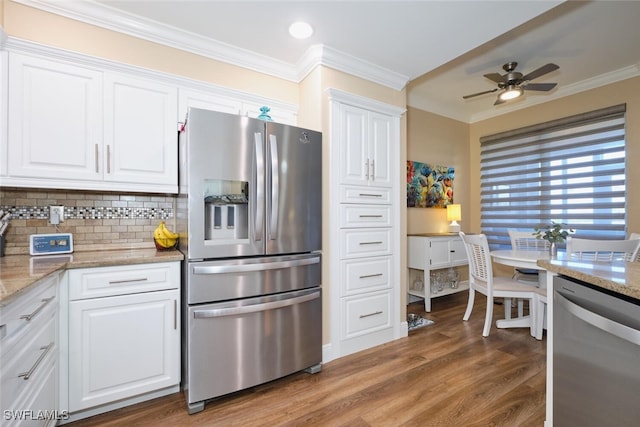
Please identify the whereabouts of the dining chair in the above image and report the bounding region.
[459,232,538,337]
[565,236,640,261]
[532,287,547,340]
[508,229,549,283]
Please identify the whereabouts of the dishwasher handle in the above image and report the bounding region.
[193,291,320,318]
[556,290,640,346]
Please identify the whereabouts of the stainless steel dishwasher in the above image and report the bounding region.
[553,275,640,426]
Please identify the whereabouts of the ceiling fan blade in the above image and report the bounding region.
[523,82,557,91]
[522,63,559,81]
[462,88,498,99]
[484,72,507,84]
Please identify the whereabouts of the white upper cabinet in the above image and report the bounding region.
[4,52,178,193]
[7,52,103,182]
[339,104,392,188]
[104,73,177,188]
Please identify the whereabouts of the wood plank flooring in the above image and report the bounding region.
[66,292,546,427]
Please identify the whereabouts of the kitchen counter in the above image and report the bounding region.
[538,257,640,300]
[0,248,184,306]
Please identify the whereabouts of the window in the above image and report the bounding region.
[480,104,626,249]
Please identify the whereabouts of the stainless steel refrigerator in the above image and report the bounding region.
[177,108,322,414]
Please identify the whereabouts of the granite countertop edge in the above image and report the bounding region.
[0,248,184,306]
[538,258,640,301]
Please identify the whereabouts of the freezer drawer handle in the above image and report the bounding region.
[359,310,383,319]
[556,290,640,346]
[18,342,54,380]
[192,256,319,275]
[193,291,320,318]
[20,297,55,321]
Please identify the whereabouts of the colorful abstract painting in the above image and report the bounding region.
[407,161,454,208]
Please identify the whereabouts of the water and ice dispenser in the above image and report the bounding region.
[204,180,248,242]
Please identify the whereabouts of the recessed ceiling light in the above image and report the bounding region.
[289,21,313,39]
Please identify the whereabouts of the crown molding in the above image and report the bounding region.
[13,0,408,90]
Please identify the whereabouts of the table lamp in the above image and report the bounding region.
[447,204,461,233]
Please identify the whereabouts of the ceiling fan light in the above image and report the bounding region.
[499,86,523,101]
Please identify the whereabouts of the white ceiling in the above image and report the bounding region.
[21,1,640,123]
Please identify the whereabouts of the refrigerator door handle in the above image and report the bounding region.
[254,132,264,241]
[192,255,320,275]
[193,291,320,318]
[269,134,279,240]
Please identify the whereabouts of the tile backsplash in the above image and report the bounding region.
[0,188,176,255]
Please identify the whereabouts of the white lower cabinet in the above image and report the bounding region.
[64,262,180,419]
[0,273,60,427]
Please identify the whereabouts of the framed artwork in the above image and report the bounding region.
[407,161,454,208]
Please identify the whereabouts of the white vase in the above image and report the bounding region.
[549,242,558,257]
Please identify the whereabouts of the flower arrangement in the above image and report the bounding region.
[533,222,573,243]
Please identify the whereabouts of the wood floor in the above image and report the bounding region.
[67,292,546,427]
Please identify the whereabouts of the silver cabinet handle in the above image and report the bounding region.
[107,145,111,174]
[254,132,264,241]
[358,193,383,198]
[370,159,375,181]
[359,215,383,218]
[108,278,148,285]
[359,273,383,279]
[359,241,383,245]
[174,299,177,330]
[18,342,54,380]
[193,256,320,275]
[20,297,55,321]
[365,159,370,180]
[360,311,383,319]
[194,291,320,318]
[269,134,279,240]
[95,143,99,173]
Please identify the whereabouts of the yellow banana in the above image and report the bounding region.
[160,222,179,239]
[154,221,177,248]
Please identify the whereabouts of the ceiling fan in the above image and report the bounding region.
[463,61,559,105]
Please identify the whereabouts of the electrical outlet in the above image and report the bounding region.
[50,206,64,225]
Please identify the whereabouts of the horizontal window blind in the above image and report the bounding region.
[480,104,627,249]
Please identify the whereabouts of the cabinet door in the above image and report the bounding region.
[368,112,392,188]
[68,289,180,412]
[104,73,177,190]
[7,53,102,181]
[429,239,452,267]
[339,104,369,186]
[178,88,242,121]
[450,238,468,264]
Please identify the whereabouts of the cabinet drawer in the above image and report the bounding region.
[0,273,58,351]
[342,291,391,339]
[68,262,180,300]
[340,185,391,204]
[339,205,391,228]
[341,257,391,296]
[1,313,56,412]
[341,229,391,259]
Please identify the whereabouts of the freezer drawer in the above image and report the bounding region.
[187,253,321,304]
[186,287,321,410]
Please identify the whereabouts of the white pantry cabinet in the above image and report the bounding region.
[4,52,178,193]
[339,104,393,188]
[0,273,60,427]
[65,262,180,417]
[329,88,404,360]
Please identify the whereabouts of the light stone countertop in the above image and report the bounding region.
[0,248,184,306]
[538,258,640,301]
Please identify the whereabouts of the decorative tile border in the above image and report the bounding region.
[0,206,173,220]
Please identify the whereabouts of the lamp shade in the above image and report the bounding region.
[447,204,461,222]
